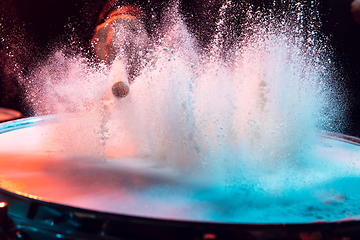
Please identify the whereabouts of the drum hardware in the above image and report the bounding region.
[40,207,81,228]
[0,202,8,224]
[0,190,86,240]
[0,189,207,240]
[0,202,25,240]
[3,186,360,240]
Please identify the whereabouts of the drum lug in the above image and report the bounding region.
[25,202,38,220]
[41,207,81,228]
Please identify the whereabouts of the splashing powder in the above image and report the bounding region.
[15,0,359,223]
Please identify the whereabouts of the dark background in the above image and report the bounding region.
[1,0,360,135]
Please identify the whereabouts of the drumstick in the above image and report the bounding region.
[109,58,130,98]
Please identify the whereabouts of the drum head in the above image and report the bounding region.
[1,116,360,225]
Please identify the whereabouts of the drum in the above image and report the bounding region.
[0,108,21,123]
[1,116,360,240]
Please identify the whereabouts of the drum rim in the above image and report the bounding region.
[2,186,360,240]
[1,116,360,230]
[0,114,55,134]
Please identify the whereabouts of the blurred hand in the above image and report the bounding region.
[92,5,148,98]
